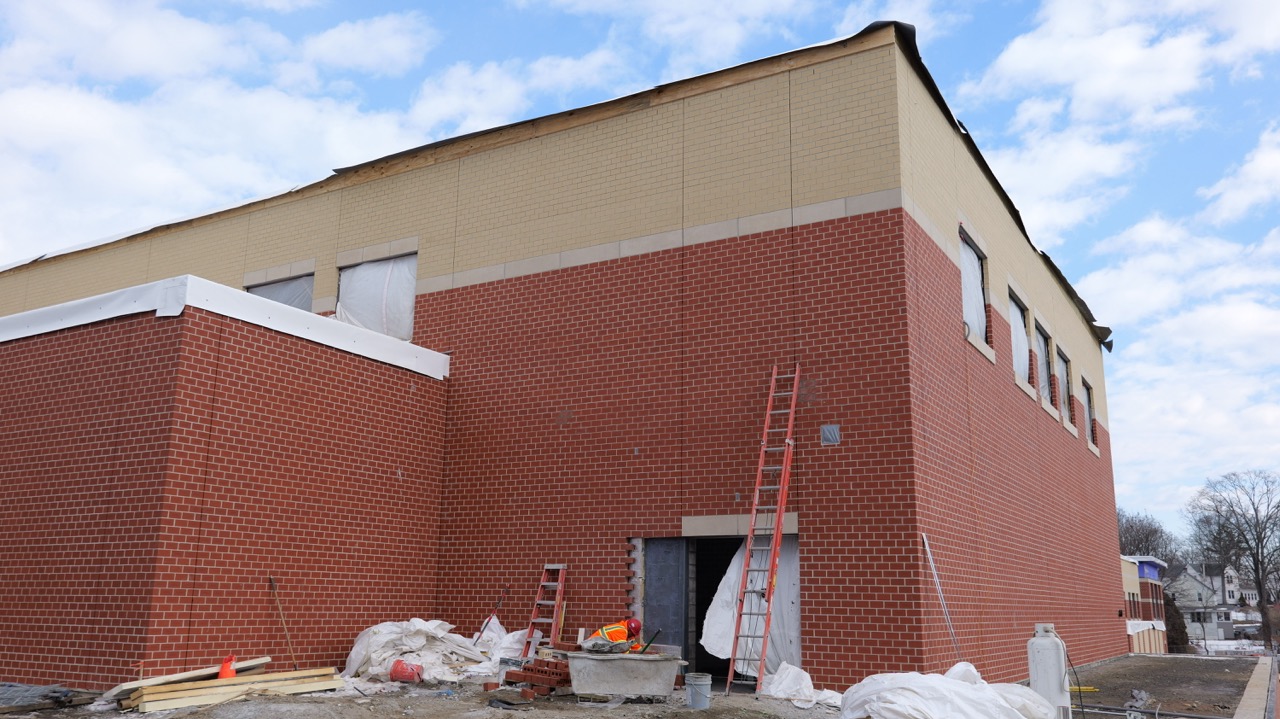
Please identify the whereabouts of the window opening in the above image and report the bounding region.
[1009,294,1030,385]
[247,274,314,311]
[336,254,417,340]
[1035,326,1051,403]
[1082,380,1097,445]
[959,230,988,344]
[1055,350,1071,417]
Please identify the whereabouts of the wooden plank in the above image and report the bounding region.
[131,667,335,699]
[102,656,272,701]
[135,678,343,712]
[124,674,337,709]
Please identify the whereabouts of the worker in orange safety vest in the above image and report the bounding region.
[582,618,644,653]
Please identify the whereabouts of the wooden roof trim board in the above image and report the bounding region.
[0,275,450,379]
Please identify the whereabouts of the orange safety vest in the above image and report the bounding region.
[590,622,631,643]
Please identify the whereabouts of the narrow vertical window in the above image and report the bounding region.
[959,231,987,344]
[1055,350,1071,417]
[1082,380,1097,445]
[1009,294,1030,385]
[1035,326,1051,403]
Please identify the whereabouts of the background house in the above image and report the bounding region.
[0,22,1123,690]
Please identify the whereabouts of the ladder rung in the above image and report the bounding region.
[755,505,777,511]
[764,447,787,452]
[770,409,790,414]
[536,600,556,606]
[767,427,788,432]
[746,568,770,573]
[532,618,554,623]
[749,546,770,551]
[541,582,559,587]
[739,611,768,616]
[773,391,793,397]
[759,485,780,490]
[736,633,766,639]
[544,564,567,570]
[763,465,782,471]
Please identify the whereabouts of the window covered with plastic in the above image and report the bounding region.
[247,275,313,311]
[959,235,986,343]
[1009,295,1030,384]
[336,255,417,340]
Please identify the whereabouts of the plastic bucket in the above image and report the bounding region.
[685,673,712,709]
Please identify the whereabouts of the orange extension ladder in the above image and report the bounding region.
[726,364,800,694]
[521,564,567,658]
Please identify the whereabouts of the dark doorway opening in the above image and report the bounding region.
[692,537,741,679]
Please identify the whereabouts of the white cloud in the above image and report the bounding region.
[982,124,1141,248]
[0,1,277,85]
[302,12,437,77]
[518,0,813,80]
[231,0,322,11]
[1083,217,1280,524]
[835,0,969,46]
[1199,122,1280,225]
[959,0,1213,129]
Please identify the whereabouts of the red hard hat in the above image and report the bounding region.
[625,618,642,637]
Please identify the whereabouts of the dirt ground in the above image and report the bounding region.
[1067,654,1259,717]
[18,654,1263,719]
[30,679,835,719]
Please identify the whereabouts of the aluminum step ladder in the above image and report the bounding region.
[726,364,800,694]
[521,564,567,658]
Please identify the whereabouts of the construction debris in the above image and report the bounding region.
[101,656,272,702]
[0,684,95,714]
[117,667,342,713]
[503,658,572,695]
[342,618,490,683]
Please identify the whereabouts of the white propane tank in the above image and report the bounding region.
[1027,623,1071,718]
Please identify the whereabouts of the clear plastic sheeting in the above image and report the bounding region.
[700,536,800,677]
[1126,620,1167,635]
[248,275,314,311]
[761,663,843,709]
[341,618,488,683]
[336,255,417,340]
[841,662,1054,719]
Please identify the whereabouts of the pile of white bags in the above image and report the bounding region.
[841,662,1054,719]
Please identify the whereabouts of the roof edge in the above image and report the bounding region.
[0,275,450,379]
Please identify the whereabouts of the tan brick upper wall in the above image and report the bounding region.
[0,29,900,314]
[895,49,1109,425]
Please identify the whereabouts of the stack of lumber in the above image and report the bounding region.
[106,662,343,713]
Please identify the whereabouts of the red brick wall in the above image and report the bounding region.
[418,210,915,687]
[0,309,447,689]
[417,208,1123,689]
[901,212,1127,680]
[0,315,183,688]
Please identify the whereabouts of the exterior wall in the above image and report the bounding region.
[0,308,447,689]
[0,24,1124,691]
[419,210,922,689]
[0,32,901,321]
[894,49,1109,434]
[901,211,1126,679]
[0,314,183,689]
[1131,628,1166,653]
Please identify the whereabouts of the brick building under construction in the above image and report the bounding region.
[0,22,1126,690]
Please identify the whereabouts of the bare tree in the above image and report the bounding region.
[1117,508,1181,561]
[1185,470,1280,648]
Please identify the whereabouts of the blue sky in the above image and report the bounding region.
[1,0,1277,536]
